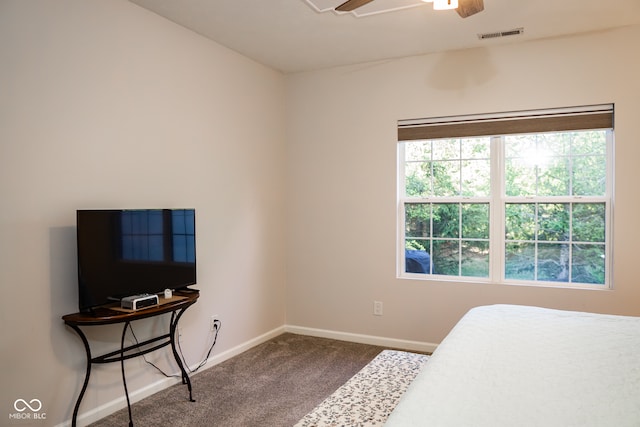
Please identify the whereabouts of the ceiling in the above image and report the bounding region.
[129,0,640,73]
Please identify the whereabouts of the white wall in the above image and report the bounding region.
[285,25,640,345]
[0,1,286,425]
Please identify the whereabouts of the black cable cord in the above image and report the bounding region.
[178,319,221,374]
[126,319,222,377]
[127,323,179,378]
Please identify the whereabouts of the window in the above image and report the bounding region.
[398,105,613,288]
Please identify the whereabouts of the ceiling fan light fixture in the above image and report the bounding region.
[433,0,458,10]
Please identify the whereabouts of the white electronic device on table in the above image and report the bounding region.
[120,294,159,310]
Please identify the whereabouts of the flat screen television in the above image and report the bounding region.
[76,209,196,313]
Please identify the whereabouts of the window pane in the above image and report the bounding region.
[406,238,430,252]
[572,130,606,156]
[572,244,605,285]
[405,140,432,161]
[538,203,569,242]
[405,204,430,238]
[537,243,569,282]
[461,241,489,277]
[432,204,459,238]
[573,203,605,242]
[538,157,570,196]
[461,159,490,197]
[505,157,536,196]
[462,203,489,239]
[505,204,535,241]
[433,240,459,275]
[505,135,536,158]
[405,246,433,274]
[432,139,459,160]
[432,161,460,196]
[405,162,431,197]
[460,137,490,158]
[538,132,570,156]
[573,155,606,196]
[461,138,491,197]
[505,242,535,280]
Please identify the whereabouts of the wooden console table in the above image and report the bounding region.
[62,289,199,427]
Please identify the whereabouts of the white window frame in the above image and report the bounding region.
[397,105,614,290]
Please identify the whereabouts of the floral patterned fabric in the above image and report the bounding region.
[294,350,429,427]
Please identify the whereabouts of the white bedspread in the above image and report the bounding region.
[385,304,640,427]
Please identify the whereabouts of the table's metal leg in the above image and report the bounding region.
[67,324,92,427]
[170,309,195,402]
[121,321,134,427]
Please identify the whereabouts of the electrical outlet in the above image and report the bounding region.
[373,301,383,316]
[210,316,219,332]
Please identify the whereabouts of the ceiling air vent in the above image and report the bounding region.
[478,27,524,40]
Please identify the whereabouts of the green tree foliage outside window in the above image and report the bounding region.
[401,130,610,287]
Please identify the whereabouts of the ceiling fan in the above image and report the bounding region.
[335,0,484,18]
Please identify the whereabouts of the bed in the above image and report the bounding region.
[385,304,640,427]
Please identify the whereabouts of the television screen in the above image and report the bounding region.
[76,209,196,312]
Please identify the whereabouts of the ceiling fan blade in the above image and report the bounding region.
[335,0,376,12]
[456,0,484,18]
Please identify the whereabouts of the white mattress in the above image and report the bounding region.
[385,304,640,427]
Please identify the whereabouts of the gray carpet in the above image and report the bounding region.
[89,333,387,427]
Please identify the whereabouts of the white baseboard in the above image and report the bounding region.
[56,324,433,427]
[285,325,439,354]
[202,325,287,367]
